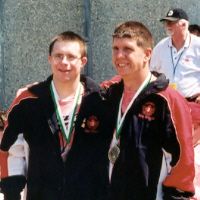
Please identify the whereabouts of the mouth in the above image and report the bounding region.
[118,63,126,68]
[117,62,129,68]
[115,63,131,75]
[59,69,70,73]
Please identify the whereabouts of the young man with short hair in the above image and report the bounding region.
[105,21,195,200]
[0,31,114,200]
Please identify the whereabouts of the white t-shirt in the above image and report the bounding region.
[150,33,200,98]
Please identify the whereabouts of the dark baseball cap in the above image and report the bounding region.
[160,8,189,22]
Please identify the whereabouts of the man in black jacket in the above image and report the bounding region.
[0,31,114,200]
[105,21,195,200]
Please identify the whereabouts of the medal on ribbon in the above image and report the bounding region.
[108,144,120,164]
[108,73,152,165]
[50,81,82,144]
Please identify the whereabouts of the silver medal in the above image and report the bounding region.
[108,145,120,164]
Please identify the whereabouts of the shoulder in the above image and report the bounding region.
[159,86,182,101]
[7,83,39,114]
[16,82,39,97]
[13,79,49,108]
[6,79,51,117]
[154,37,169,49]
[81,75,102,97]
[159,87,190,109]
[105,81,123,103]
[152,37,170,60]
[191,33,200,42]
[190,34,200,47]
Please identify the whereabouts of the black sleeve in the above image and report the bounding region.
[0,102,25,151]
[0,175,26,200]
[161,103,180,166]
[163,186,194,200]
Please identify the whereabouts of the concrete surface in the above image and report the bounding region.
[0,1,200,108]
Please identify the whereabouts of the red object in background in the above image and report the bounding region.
[188,102,200,146]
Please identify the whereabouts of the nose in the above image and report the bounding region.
[62,56,69,64]
[114,49,125,59]
[61,56,71,70]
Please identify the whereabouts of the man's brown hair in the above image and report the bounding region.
[49,31,87,57]
[113,21,154,49]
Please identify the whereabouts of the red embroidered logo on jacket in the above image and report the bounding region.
[138,101,155,121]
[81,115,100,133]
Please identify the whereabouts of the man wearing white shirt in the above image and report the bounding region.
[150,8,200,100]
[150,8,200,199]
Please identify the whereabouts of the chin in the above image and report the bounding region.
[61,74,71,81]
[117,70,130,77]
[166,30,174,36]
[58,77,71,83]
[63,78,72,82]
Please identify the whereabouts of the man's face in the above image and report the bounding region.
[112,37,150,79]
[163,20,179,36]
[48,40,87,84]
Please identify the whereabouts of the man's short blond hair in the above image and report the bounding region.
[113,21,154,49]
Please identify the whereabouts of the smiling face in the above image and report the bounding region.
[112,21,153,82]
[48,40,87,85]
[112,37,151,80]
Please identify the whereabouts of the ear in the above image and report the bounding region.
[179,20,187,28]
[144,48,152,62]
[81,56,87,67]
[48,55,52,65]
[182,21,186,27]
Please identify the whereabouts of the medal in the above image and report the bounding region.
[108,73,152,181]
[108,145,120,164]
[108,73,151,165]
[50,81,82,143]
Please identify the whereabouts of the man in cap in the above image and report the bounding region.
[150,8,200,200]
[150,8,200,104]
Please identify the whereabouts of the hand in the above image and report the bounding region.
[162,186,194,200]
[0,175,26,200]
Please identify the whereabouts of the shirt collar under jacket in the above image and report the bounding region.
[168,32,191,49]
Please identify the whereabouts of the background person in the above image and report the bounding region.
[150,8,200,102]
[150,8,200,200]
[188,24,200,37]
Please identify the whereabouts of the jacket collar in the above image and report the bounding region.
[28,74,101,97]
[27,75,101,136]
[111,72,169,99]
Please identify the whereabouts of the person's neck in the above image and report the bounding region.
[53,77,80,99]
[172,31,189,51]
[123,70,150,92]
